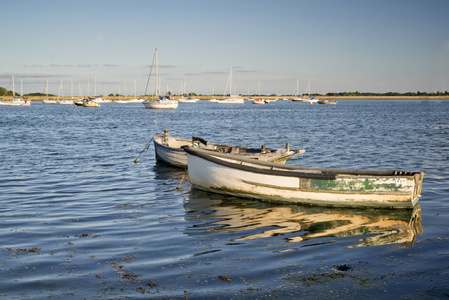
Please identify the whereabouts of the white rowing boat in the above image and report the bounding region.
[153,130,305,168]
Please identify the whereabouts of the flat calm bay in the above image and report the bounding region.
[1,100,448,299]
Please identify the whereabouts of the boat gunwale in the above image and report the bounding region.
[153,134,305,155]
[183,146,422,179]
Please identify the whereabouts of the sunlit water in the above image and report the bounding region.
[0,100,448,299]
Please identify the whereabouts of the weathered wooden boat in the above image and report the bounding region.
[153,130,305,168]
[184,147,424,209]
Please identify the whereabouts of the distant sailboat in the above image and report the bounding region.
[209,86,218,102]
[128,80,144,103]
[57,79,74,105]
[218,67,244,104]
[252,81,267,104]
[42,78,57,104]
[177,77,198,103]
[143,49,178,109]
[0,76,30,106]
[292,79,309,102]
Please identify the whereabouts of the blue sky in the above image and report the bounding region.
[1,0,448,96]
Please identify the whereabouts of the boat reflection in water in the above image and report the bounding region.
[184,190,422,248]
[152,161,187,181]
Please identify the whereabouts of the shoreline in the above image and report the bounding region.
[4,95,449,102]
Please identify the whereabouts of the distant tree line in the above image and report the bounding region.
[26,92,57,97]
[0,86,18,97]
[0,87,57,97]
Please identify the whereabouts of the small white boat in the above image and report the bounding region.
[0,97,30,106]
[127,98,145,103]
[153,130,305,168]
[292,97,310,102]
[42,98,57,104]
[143,96,178,109]
[252,98,267,104]
[94,97,112,103]
[217,97,245,104]
[58,99,74,105]
[184,147,424,209]
[318,99,338,105]
[178,97,198,103]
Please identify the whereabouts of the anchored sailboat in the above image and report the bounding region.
[143,49,178,109]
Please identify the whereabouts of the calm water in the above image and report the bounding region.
[0,100,448,299]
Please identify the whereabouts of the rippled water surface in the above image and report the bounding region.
[1,100,448,299]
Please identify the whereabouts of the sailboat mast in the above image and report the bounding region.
[155,48,158,97]
[296,79,299,97]
[12,75,15,98]
[230,66,232,95]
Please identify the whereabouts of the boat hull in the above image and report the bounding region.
[153,133,305,168]
[143,100,178,109]
[0,101,30,106]
[185,147,424,209]
[217,98,245,104]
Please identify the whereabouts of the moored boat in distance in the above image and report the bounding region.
[252,98,267,104]
[218,67,245,104]
[143,48,178,109]
[144,96,178,109]
[153,130,305,168]
[178,97,199,103]
[58,99,74,105]
[42,98,57,104]
[83,98,100,107]
[184,147,424,209]
[217,97,245,104]
[0,76,31,106]
[318,99,338,105]
[42,78,57,103]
